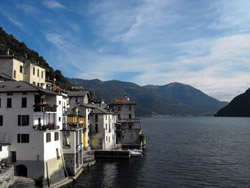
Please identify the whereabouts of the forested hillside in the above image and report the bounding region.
[214,88,250,117]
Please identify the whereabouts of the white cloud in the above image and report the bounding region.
[43,1,65,9]
[0,9,24,30]
[42,0,250,101]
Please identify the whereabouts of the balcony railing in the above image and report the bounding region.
[33,103,57,112]
[33,124,60,131]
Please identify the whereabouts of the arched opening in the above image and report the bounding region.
[16,164,28,177]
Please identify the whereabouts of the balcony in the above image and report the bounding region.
[33,103,57,112]
[63,123,84,130]
[33,123,59,131]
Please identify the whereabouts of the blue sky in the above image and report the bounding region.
[1,0,250,101]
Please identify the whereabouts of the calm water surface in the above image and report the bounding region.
[67,117,250,188]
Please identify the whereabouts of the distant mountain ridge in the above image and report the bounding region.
[68,78,228,117]
[215,88,250,117]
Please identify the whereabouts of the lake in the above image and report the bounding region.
[66,117,250,188]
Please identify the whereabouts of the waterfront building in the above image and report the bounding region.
[88,105,117,150]
[0,81,67,184]
[62,106,84,176]
[68,91,92,150]
[109,95,142,149]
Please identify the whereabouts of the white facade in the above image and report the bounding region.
[89,110,116,150]
[0,82,66,182]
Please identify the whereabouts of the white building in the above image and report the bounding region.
[88,105,116,150]
[0,81,67,185]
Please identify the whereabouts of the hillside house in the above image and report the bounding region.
[0,55,46,88]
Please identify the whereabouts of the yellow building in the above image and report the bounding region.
[0,55,24,81]
[0,55,46,87]
[23,62,46,88]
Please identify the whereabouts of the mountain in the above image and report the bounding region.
[0,27,71,89]
[214,88,250,117]
[68,78,228,117]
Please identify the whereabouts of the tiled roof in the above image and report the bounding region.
[0,81,59,95]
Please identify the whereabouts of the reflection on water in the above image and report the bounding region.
[102,162,117,187]
[66,117,250,188]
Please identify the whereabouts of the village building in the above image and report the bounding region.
[109,95,142,149]
[88,105,117,150]
[0,81,67,185]
[0,55,46,88]
[61,106,84,176]
[0,55,24,82]
[68,91,92,150]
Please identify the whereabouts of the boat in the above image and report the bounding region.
[128,149,143,157]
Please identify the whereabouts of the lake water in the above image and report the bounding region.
[66,117,250,188]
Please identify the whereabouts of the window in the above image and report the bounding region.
[95,115,98,122]
[129,106,132,111]
[95,124,98,133]
[129,114,132,119]
[7,98,12,108]
[37,83,39,87]
[0,115,3,126]
[0,146,2,151]
[21,98,27,108]
[54,132,59,141]
[17,134,29,143]
[33,67,35,75]
[0,98,1,108]
[37,69,39,77]
[46,133,51,142]
[41,71,43,78]
[106,123,107,130]
[18,115,29,126]
[59,101,61,105]
[20,65,23,73]
[33,82,36,85]
[13,70,16,79]
[59,117,61,122]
